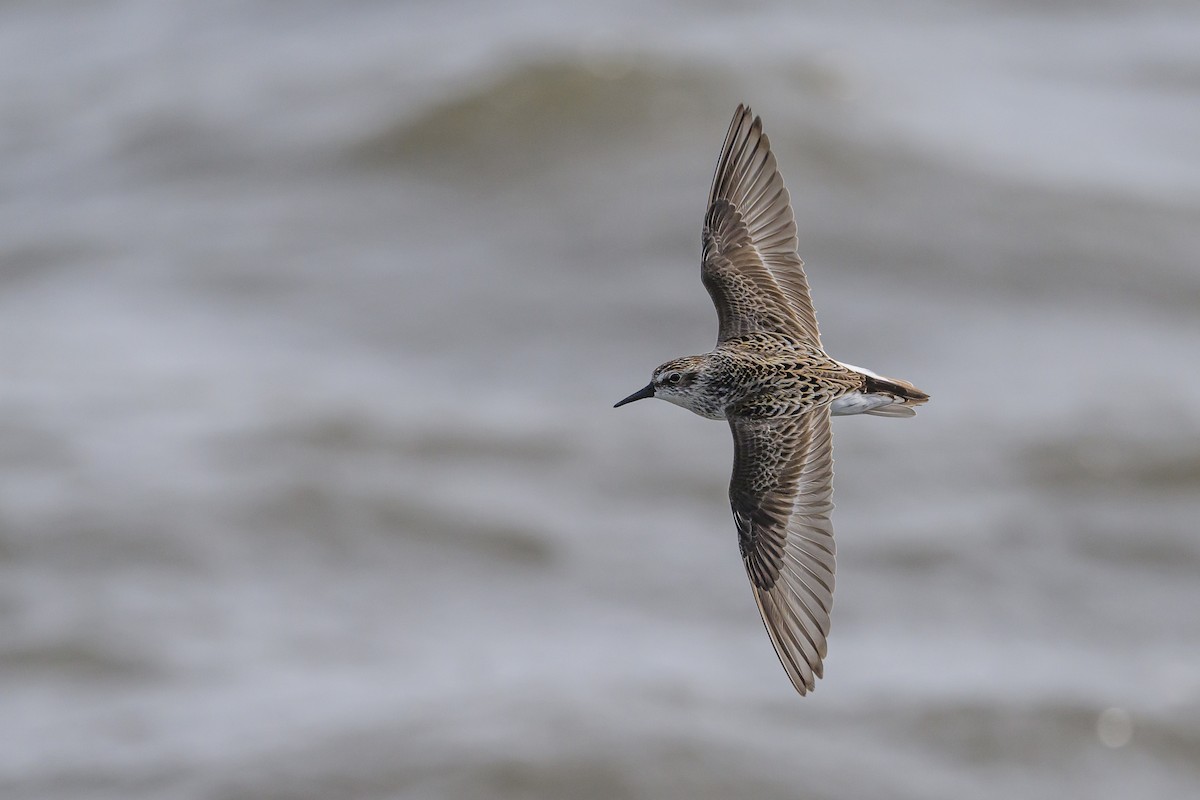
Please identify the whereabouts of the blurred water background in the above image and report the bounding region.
[3,1,1200,798]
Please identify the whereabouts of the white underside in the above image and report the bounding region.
[830,392,915,417]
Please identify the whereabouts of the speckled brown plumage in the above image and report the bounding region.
[614,104,929,696]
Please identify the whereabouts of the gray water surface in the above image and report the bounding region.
[3,2,1199,798]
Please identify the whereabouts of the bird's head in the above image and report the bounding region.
[614,355,720,417]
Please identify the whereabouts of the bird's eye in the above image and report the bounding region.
[666,372,683,385]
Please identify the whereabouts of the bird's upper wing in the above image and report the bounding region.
[729,408,836,695]
[702,104,822,346]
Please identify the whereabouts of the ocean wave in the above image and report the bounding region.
[345,55,730,176]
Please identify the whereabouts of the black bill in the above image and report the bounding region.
[613,382,655,408]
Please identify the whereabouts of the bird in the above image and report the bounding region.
[614,104,929,696]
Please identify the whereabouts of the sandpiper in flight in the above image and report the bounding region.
[615,105,929,696]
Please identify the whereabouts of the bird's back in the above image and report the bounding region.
[714,337,860,420]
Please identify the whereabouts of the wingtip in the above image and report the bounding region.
[732,102,755,126]
[791,673,816,697]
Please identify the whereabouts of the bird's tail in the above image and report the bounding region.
[832,363,929,418]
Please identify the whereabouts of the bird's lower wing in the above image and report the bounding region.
[729,409,836,695]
